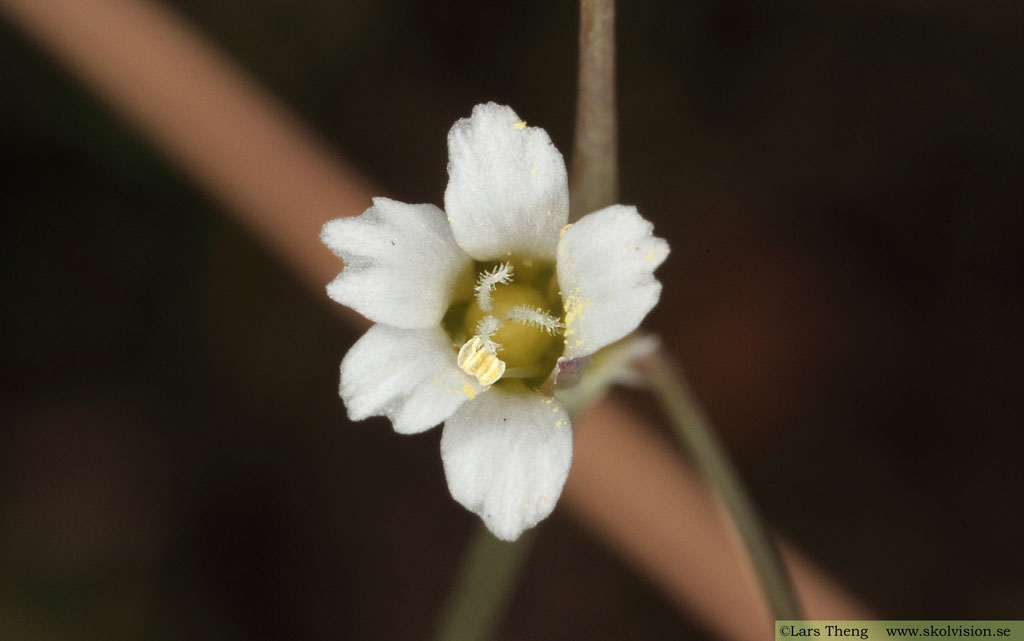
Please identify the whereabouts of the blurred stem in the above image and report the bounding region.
[570,0,618,220]
[433,525,535,641]
[641,349,804,621]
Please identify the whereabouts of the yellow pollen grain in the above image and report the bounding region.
[562,288,584,336]
[545,210,551,216]
[462,383,476,400]
[513,121,527,130]
[555,420,564,427]
[434,374,468,397]
[530,168,537,175]
[644,248,656,260]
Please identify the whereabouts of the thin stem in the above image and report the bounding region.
[433,526,534,641]
[569,0,618,220]
[641,349,804,621]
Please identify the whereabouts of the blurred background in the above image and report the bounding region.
[1,0,1022,638]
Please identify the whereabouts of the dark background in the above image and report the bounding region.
[2,0,1022,638]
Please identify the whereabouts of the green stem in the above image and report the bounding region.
[641,349,804,621]
[433,526,535,641]
[569,0,618,220]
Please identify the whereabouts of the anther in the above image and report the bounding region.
[457,336,506,386]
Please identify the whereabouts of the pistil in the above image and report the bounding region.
[457,261,565,384]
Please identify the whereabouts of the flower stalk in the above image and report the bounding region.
[639,349,804,621]
[570,0,618,220]
[433,528,535,641]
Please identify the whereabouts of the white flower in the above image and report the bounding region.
[321,103,668,540]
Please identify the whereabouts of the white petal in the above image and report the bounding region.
[322,198,471,328]
[444,103,569,261]
[440,386,573,541]
[340,324,484,434]
[557,205,669,359]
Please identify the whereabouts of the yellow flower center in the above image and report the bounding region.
[446,258,564,386]
[464,283,556,369]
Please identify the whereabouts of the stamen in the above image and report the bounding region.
[505,305,565,335]
[475,315,503,353]
[457,336,506,386]
[474,262,514,313]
